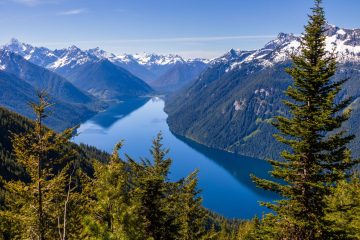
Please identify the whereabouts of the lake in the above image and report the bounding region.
[73,97,278,219]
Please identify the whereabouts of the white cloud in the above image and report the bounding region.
[58,8,87,16]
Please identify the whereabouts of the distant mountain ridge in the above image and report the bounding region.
[218,24,360,71]
[0,48,104,130]
[0,38,207,130]
[0,69,96,131]
[64,59,153,101]
[165,24,360,160]
[0,49,96,106]
[2,39,209,92]
[2,40,154,101]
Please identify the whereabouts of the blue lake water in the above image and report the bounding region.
[73,97,277,219]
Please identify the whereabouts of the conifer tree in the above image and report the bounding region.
[134,133,181,239]
[324,174,360,239]
[177,169,208,240]
[83,133,209,240]
[252,0,359,239]
[235,217,260,240]
[81,141,147,240]
[0,91,81,239]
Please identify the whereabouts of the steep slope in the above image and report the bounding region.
[0,50,98,107]
[0,70,95,131]
[0,106,109,181]
[166,24,360,160]
[148,60,208,92]
[132,53,187,76]
[130,53,209,91]
[48,45,99,76]
[64,59,153,101]
[89,49,209,91]
[87,48,157,83]
[2,38,59,67]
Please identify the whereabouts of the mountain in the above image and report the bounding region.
[2,42,153,101]
[147,59,208,92]
[0,70,95,131]
[132,53,187,78]
[0,105,110,181]
[64,59,153,101]
[165,24,360,160]
[0,49,100,106]
[75,49,208,92]
[2,38,59,67]
[2,40,209,92]
[47,45,99,76]
[2,39,98,76]
[87,48,157,83]
[129,53,209,92]
[0,49,106,130]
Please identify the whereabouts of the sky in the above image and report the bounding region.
[0,0,359,59]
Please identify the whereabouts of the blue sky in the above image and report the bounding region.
[0,0,359,58]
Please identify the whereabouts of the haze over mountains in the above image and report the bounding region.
[166,24,360,159]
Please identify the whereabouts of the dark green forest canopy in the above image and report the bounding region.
[0,106,109,181]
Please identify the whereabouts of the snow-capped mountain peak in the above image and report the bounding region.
[2,39,59,66]
[48,46,98,71]
[221,48,245,61]
[112,53,137,64]
[1,38,210,72]
[132,53,185,66]
[87,47,116,60]
[68,45,81,51]
[3,38,36,58]
[210,48,255,66]
[263,32,299,50]
[226,24,360,71]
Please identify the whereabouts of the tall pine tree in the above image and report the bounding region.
[252,1,359,239]
[81,141,147,240]
[82,133,209,240]
[0,92,81,239]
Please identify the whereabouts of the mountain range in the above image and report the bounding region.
[0,49,105,130]
[0,39,209,130]
[4,24,359,160]
[3,39,208,93]
[165,24,360,160]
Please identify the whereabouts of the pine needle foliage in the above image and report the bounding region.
[83,133,209,240]
[252,1,359,239]
[0,92,83,240]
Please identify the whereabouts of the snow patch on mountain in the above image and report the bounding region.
[225,24,360,72]
[48,45,98,70]
[113,54,136,64]
[87,47,116,60]
[1,39,209,73]
[132,53,185,66]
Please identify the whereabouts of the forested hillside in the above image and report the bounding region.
[0,106,109,181]
[166,25,360,160]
